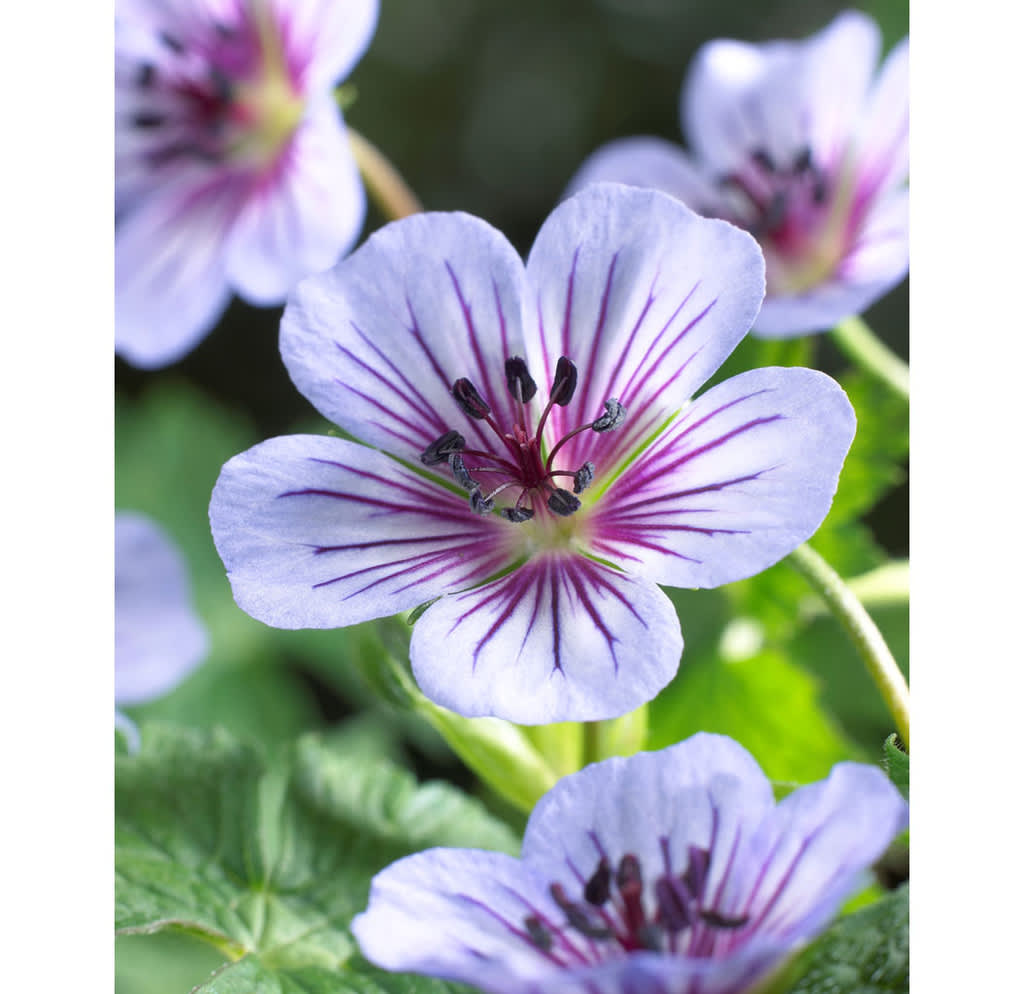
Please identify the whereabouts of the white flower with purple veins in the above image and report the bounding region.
[115,0,379,368]
[210,184,855,724]
[568,11,908,338]
[115,512,208,707]
[352,733,909,994]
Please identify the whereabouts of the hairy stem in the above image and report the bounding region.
[348,127,423,221]
[788,543,910,749]
[831,315,909,399]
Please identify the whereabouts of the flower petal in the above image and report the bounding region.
[281,211,531,464]
[225,99,366,305]
[410,555,682,723]
[279,0,380,91]
[522,184,764,477]
[115,512,208,705]
[115,170,237,368]
[564,137,723,210]
[853,37,909,199]
[523,734,774,894]
[209,434,514,629]
[752,187,908,338]
[719,763,907,943]
[352,848,563,993]
[588,367,854,587]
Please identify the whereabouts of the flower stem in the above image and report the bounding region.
[787,543,910,749]
[348,127,423,221]
[831,315,909,399]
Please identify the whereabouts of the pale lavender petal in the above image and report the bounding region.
[682,36,804,174]
[115,512,208,705]
[717,764,907,945]
[281,211,531,464]
[564,137,723,211]
[225,99,365,305]
[410,555,682,724]
[278,0,380,91]
[523,735,774,898]
[522,184,764,478]
[589,367,854,587]
[115,171,237,368]
[352,848,560,992]
[852,38,910,201]
[209,434,515,629]
[800,11,882,171]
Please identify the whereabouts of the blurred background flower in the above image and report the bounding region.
[115,0,379,368]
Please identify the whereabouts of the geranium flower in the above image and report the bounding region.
[115,0,379,368]
[567,11,908,338]
[115,512,208,707]
[209,184,855,723]
[352,733,909,994]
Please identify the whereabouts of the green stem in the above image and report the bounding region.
[831,315,909,399]
[348,127,423,221]
[788,543,910,749]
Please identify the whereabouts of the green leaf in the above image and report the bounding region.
[648,590,859,782]
[787,886,909,994]
[882,734,910,801]
[116,723,518,991]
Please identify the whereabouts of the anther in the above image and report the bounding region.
[549,357,579,407]
[504,357,537,404]
[136,62,156,88]
[550,884,612,940]
[210,67,234,105]
[654,876,692,933]
[547,489,581,517]
[572,462,595,495]
[592,399,626,433]
[751,147,777,174]
[636,923,664,952]
[452,378,491,419]
[132,112,167,130]
[682,845,710,902]
[523,915,553,951]
[469,488,494,515]
[158,30,185,54]
[791,146,813,174]
[420,430,466,466]
[449,453,478,491]
[500,506,534,523]
[583,858,612,906]
[698,909,750,930]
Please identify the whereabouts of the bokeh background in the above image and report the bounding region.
[115,3,909,989]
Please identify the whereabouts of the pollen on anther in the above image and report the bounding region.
[592,399,626,433]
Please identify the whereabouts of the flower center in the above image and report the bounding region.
[522,844,748,964]
[420,356,626,523]
[717,146,847,294]
[128,4,304,173]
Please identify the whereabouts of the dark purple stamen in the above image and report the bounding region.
[699,909,750,929]
[682,845,710,900]
[572,462,595,495]
[751,147,777,174]
[584,858,612,905]
[550,356,579,407]
[524,915,553,951]
[136,62,156,88]
[469,488,494,514]
[421,430,466,466]
[452,378,491,419]
[449,453,477,491]
[505,356,538,404]
[655,875,692,933]
[437,356,625,519]
[133,111,167,130]
[547,489,581,517]
[158,30,185,54]
[791,146,813,174]
[592,399,626,433]
[550,883,613,939]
